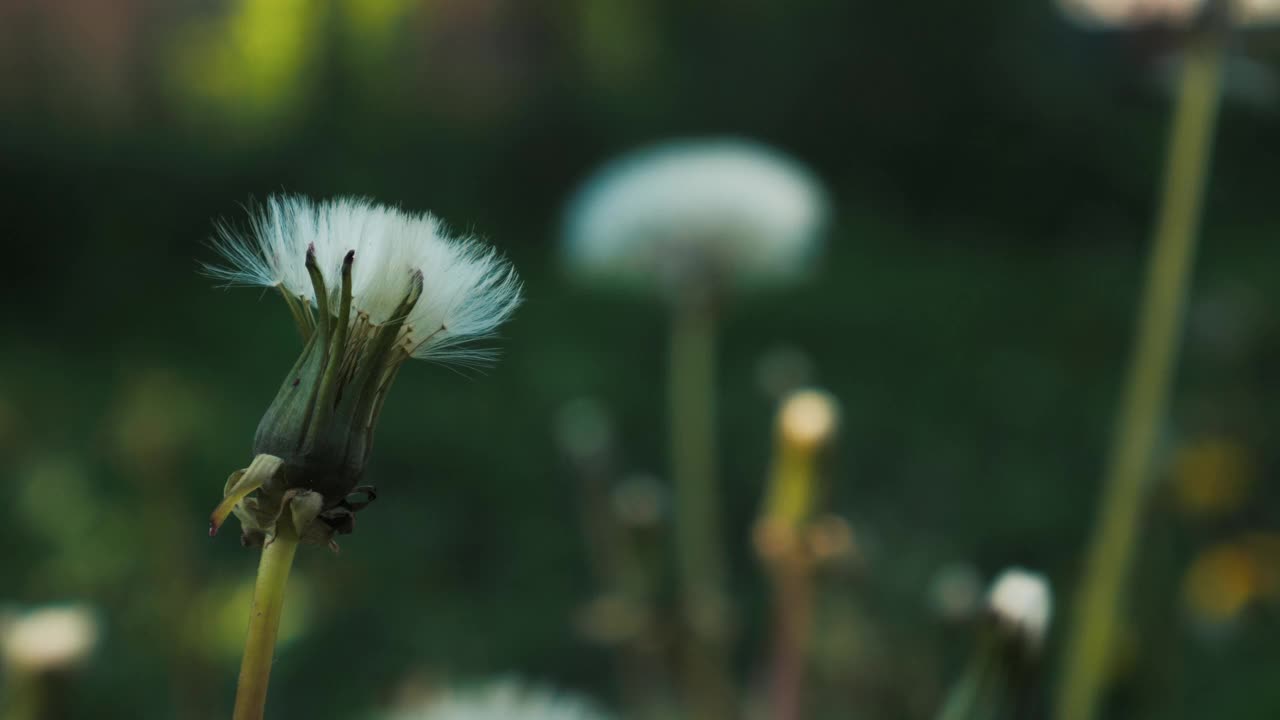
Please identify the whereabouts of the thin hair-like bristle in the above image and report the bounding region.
[205,195,523,367]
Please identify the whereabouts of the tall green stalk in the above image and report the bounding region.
[1,672,41,720]
[233,517,301,720]
[1054,36,1224,720]
[936,638,1002,720]
[669,293,734,720]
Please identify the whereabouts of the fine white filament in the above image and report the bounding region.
[207,196,523,365]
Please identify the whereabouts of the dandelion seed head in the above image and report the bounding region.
[563,139,828,295]
[987,568,1053,649]
[207,195,522,364]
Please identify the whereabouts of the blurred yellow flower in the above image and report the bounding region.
[1170,436,1254,518]
[1237,533,1280,599]
[1183,543,1258,622]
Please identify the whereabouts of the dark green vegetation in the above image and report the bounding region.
[3,1,1280,718]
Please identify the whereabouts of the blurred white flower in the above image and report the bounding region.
[1057,0,1280,28]
[563,139,828,295]
[1,604,99,673]
[385,681,611,720]
[987,568,1053,649]
[208,195,522,365]
[778,388,840,450]
[1240,0,1280,23]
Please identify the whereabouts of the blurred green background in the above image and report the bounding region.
[4,1,1280,718]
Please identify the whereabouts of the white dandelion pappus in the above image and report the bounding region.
[563,139,828,293]
[207,195,522,365]
[203,195,523,548]
[385,681,612,720]
[987,568,1053,649]
[2,604,99,673]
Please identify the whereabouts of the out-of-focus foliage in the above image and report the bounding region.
[4,1,1280,718]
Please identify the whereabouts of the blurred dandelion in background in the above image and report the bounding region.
[987,569,1054,652]
[380,680,613,720]
[2,605,99,674]
[1057,0,1280,27]
[935,569,1053,720]
[1,604,99,720]
[564,138,828,720]
[755,388,842,720]
[564,139,827,295]
[1051,0,1235,716]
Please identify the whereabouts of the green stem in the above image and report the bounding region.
[1,670,42,720]
[669,294,734,720]
[1054,36,1224,720]
[936,637,1002,720]
[233,518,300,720]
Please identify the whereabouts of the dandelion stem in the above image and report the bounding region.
[1053,35,1223,720]
[669,292,734,720]
[232,516,300,720]
[936,636,1002,720]
[768,555,813,720]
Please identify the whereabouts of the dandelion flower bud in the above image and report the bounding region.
[761,389,841,535]
[2,605,98,674]
[384,681,612,720]
[205,196,522,547]
[987,568,1053,651]
[778,389,840,452]
[563,139,828,298]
